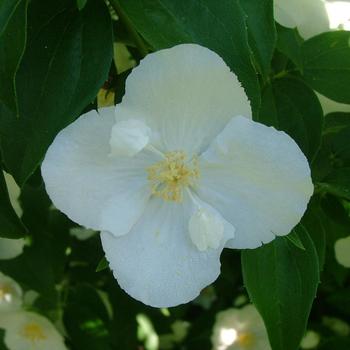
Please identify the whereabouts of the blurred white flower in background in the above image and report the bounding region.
[334,235,350,268]
[300,330,320,349]
[234,294,249,308]
[42,44,313,307]
[193,285,217,309]
[316,93,350,115]
[325,1,350,30]
[211,304,270,350]
[323,316,350,336]
[274,0,330,39]
[0,272,22,313]
[3,171,22,218]
[69,227,97,241]
[137,313,159,350]
[0,311,67,350]
[159,320,190,349]
[274,0,350,115]
[0,172,26,260]
[0,238,25,260]
[274,0,350,39]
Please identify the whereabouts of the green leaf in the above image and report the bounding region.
[240,0,276,77]
[326,287,350,316]
[320,168,350,200]
[116,0,261,113]
[96,256,109,272]
[302,31,350,104]
[258,77,323,161]
[0,180,70,300]
[302,201,327,271]
[285,229,305,250]
[320,196,350,286]
[242,226,319,350]
[0,0,28,113]
[0,169,26,238]
[64,284,112,350]
[312,125,350,181]
[0,0,113,185]
[276,23,303,70]
[0,0,20,33]
[324,112,350,135]
[319,338,350,350]
[77,0,88,11]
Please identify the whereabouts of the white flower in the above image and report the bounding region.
[325,1,350,31]
[274,0,330,39]
[317,92,350,115]
[274,0,350,39]
[274,1,350,114]
[3,171,22,218]
[0,311,67,350]
[159,320,190,349]
[334,235,350,268]
[0,238,25,260]
[0,272,22,312]
[193,286,217,309]
[211,304,270,350]
[42,44,313,307]
[1,172,26,260]
[323,316,350,336]
[69,227,97,241]
[300,330,320,349]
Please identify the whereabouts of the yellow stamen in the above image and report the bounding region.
[0,284,12,300]
[238,332,255,347]
[21,323,46,342]
[147,151,199,202]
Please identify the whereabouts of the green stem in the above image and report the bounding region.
[272,68,298,80]
[109,0,149,58]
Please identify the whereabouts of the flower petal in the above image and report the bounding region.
[274,0,329,39]
[317,92,350,115]
[0,237,25,260]
[0,311,67,350]
[0,272,23,312]
[120,44,251,155]
[101,195,233,307]
[197,116,313,249]
[334,235,350,268]
[41,107,154,237]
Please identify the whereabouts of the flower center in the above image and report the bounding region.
[0,284,13,303]
[147,151,199,202]
[238,332,255,348]
[21,323,46,342]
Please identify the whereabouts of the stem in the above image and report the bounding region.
[109,0,149,58]
[272,68,298,80]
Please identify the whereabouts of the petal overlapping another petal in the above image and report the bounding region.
[120,44,251,155]
[197,116,313,249]
[101,194,234,307]
[41,107,155,237]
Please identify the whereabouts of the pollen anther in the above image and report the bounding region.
[21,323,47,342]
[147,151,199,202]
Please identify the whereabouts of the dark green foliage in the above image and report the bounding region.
[0,0,113,185]
[242,227,320,350]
